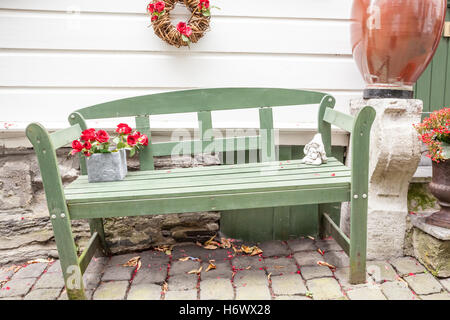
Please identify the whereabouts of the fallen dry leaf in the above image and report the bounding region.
[204,234,218,246]
[204,244,218,250]
[274,265,285,269]
[241,245,253,254]
[162,281,168,293]
[317,249,325,256]
[27,258,53,264]
[250,247,263,256]
[317,261,336,270]
[220,238,232,249]
[179,257,190,262]
[196,241,203,247]
[136,260,142,271]
[188,266,203,275]
[232,246,242,253]
[267,273,272,281]
[123,256,141,267]
[245,266,252,270]
[307,236,315,240]
[205,261,216,272]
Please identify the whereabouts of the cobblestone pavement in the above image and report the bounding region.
[1,238,449,300]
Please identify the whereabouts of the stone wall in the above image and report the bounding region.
[0,148,221,266]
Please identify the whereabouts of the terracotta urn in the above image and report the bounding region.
[351,0,447,98]
[426,143,450,229]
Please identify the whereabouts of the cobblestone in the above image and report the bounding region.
[0,238,447,300]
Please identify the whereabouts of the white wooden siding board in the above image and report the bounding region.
[0,0,353,19]
[0,53,364,89]
[0,89,360,128]
[0,13,352,55]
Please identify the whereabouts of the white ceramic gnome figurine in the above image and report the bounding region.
[300,133,328,165]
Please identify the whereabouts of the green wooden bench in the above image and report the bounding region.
[26,88,375,300]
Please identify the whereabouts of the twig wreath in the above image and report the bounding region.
[147,0,216,47]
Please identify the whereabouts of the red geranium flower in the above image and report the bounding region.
[198,0,210,9]
[151,15,158,22]
[80,128,96,142]
[139,134,149,146]
[95,130,109,143]
[155,1,165,13]
[127,134,138,147]
[71,140,83,155]
[83,141,92,150]
[116,123,132,135]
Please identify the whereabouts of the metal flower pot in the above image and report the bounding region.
[86,149,127,183]
[426,143,450,229]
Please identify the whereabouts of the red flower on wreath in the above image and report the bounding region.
[198,0,210,10]
[177,22,192,37]
[155,1,165,13]
[147,3,155,13]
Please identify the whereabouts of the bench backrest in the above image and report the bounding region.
[63,88,335,173]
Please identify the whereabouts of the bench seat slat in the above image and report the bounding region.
[68,186,351,220]
[65,168,350,195]
[65,173,350,204]
[72,157,343,181]
[67,158,347,189]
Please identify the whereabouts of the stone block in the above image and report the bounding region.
[264,257,298,276]
[293,251,323,266]
[390,257,426,276]
[439,278,450,291]
[324,251,349,268]
[271,274,307,295]
[235,285,271,300]
[233,270,267,287]
[12,263,47,279]
[231,255,264,270]
[83,272,102,290]
[275,295,311,300]
[101,265,135,281]
[404,273,443,295]
[346,287,386,300]
[34,272,65,289]
[287,238,316,252]
[0,161,33,210]
[164,290,198,300]
[168,273,198,291]
[259,240,290,257]
[306,278,344,300]
[84,256,108,274]
[381,281,415,300]
[133,266,167,285]
[333,267,370,289]
[366,261,398,283]
[411,227,450,278]
[419,292,450,300]
[24,288,61,300]
[300,266,333,280]
[127,283,162,300]
[200,278,234,300]
[170,260,201,275]
[0,278,34,298]
[315,239,342,251]
[200,261,233,280]
[93,281,129,300]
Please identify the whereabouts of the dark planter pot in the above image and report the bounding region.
[426,158,450,229]
[86,149,127,183]
[351,0,447,98]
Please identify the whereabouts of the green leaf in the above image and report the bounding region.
[202,10,211,17]
[181,34,190,42]
[117,142,126,149]
[129,148,136,158]
[113,137,120,144]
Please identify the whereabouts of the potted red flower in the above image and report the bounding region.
[414,107,450,228]
[70,123,149,183]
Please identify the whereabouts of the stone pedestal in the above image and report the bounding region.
[340,98,423,260]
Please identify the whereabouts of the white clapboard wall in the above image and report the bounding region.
[0,0,363,146]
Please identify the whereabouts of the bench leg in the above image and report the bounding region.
[88,218,111,257]
[349,198,367,284]
[51,214,87,300]
[318,204,332,239]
